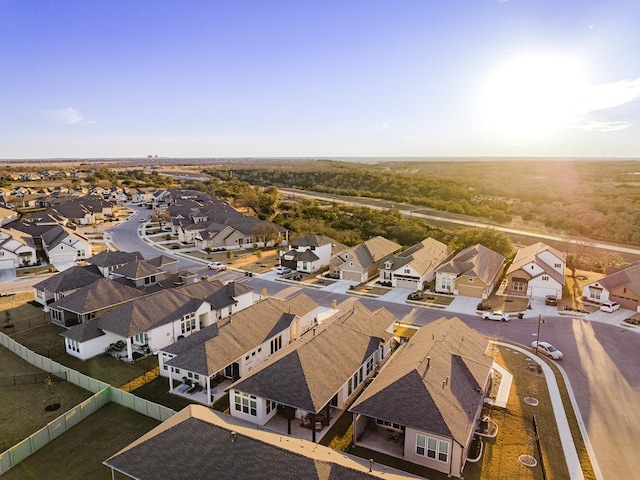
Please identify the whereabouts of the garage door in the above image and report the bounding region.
[458,284,484,298]
[396,278,419,290]
[529,286,559,299]
[610,295,638,311]
[342,271,362,282]
[0,259,16,270]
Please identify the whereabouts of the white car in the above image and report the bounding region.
[482,311,509,322]
[600,301,620,313]
[531,341,563,360]
[207,262,227,271]
[275,266,292,275]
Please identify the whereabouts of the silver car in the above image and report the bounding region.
[531,341,563,360]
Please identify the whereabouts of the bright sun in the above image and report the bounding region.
[482,54,587,138]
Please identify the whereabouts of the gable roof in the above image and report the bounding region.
[595,262,640,296]
[507,242,566,286]
[97,290,205,337]
[163,294,317,376]
[177,280,254,309]
[381,237,453,274]
[111,259,165,280]
[49,278,143,314]
[33,265,102,293]
[104,405,415,480]
[230,302,395,413]
[86,250,144,268]
[436,243,505,284]
[341,236,402,271]
[350,317,493,445]
[290,234,334,248]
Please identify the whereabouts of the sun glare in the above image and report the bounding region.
[482,54,588,138]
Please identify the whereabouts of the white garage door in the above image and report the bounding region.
[396,278,419,290]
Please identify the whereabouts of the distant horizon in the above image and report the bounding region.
[3,155,640,164]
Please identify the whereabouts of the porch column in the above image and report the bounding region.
[311,414,316,443]
[168,369,174,392]
[206,377,212,405]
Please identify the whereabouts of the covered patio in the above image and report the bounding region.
[264,406,343,443]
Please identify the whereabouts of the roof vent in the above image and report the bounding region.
[231,431,237,443]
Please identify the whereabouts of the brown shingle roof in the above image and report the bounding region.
[350,317,493,445]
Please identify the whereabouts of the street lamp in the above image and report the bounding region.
[534,314,545,354]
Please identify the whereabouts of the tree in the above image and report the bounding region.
[226,250,234,263]
[255,249,263,262]
[252,223,282,247]
[450,227,513,258]
[204,246,213,259]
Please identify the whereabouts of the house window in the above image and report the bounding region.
[181,313,196,334]
[270,335,283,355]
[234,391,257,416]
[427,437,437,459]
[512,280,525,291]
[468,277,474,283]
[441,277,452,291]
[555,263,561,268]
[134,332,148,345]
[51,310,61,321]
[589,288,601,300]
[365,356,375,375]
[404,268,410,274]
[542,275,549,281]
[416,434,426,456]
[66,338,79,352]
[438,441,449,462]
[266,399,277,414]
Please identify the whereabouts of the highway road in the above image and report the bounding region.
[282,188,640,258]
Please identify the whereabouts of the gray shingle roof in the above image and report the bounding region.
[177,280,254,309]
[350,317,493,445]
[86,250,144,268]
[33,265,102,293]
[111,259,164,280]
[97,290,205,337]
[164,294,317,376]
[290,234,335,247]
[436,243,505,284]
[231,302,396,413]
[49,278,143,314]
[104,405,410,480]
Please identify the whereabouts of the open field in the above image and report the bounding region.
[1,402,160,480]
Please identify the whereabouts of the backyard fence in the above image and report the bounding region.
[0,332,175,475]
[0,371,67,388]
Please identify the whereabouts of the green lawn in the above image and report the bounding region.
[1,403,160,480]
[0,345,94,449]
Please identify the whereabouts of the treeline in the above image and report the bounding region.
[273,199,513,257]
[204,167,513,224]
[202,159,640,246]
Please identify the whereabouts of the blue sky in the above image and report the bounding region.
[2,0,639,159]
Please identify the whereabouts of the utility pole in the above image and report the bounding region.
[535,314,544,354]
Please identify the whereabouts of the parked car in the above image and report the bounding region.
[139,217,146,223]
[545,295,558,306]
[482,311,509,322]
[531,341,563,360]
[275,266,292,275]
[207,262,227,271]
[600,301,620,313]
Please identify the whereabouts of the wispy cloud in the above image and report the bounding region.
[369,121,391,131]
[43,107,95,125]
[570,77,640,131]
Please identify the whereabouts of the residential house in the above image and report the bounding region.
[158,293,317,406]
[48,277,143,327]
[41,224,92,266]
[103,405,417,480]
[110,259,168,289]
[177,279,255,324]
[379,237,454,290]
[62,288,212,362]
[32,265,103,307]
[280,234,335,273]
[228,300,396,443]
[0,228,37,269]
[503,242,566,299]
[582,261,640,311]
[434,244,505,299]
[85,250,144,278]
[0,206,19,227]
[350,317,494,478]
[330,236,402,283]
